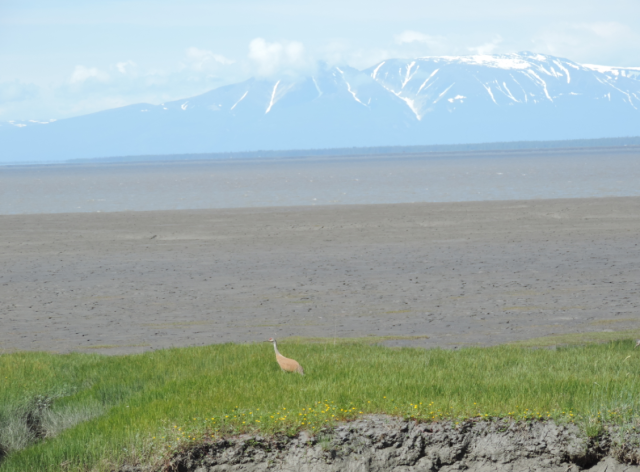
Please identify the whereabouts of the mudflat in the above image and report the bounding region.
[1,197,639,355]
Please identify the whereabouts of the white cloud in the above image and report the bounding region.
[394,31,452,56]
[184,47,235,71]
[396,31,443,47]
[395,31,506,57]
[248,38,311,77]
[116,60,137,75]
[468,35,503,55]
[70,65,110,84]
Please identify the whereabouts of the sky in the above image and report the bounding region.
[1,0,639,121]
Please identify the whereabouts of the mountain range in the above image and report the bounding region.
[2,52,639,163]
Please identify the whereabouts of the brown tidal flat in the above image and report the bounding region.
[1,197,639,355]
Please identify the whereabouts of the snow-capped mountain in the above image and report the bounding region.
[2,52,639,162]
[367,53,640,119]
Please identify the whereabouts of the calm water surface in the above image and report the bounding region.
[1,152,639,215]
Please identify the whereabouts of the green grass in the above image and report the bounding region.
[2,339,640,471]
[281,335,429,344]
[510,329,640,348]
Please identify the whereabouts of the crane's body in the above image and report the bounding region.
[267,338,304,375]
[635,339,640,349]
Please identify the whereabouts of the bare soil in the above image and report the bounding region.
[1,197,639,355]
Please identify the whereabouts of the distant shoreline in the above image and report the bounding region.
[1,136,639,168]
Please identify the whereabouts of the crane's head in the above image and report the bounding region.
[266,337,276,343]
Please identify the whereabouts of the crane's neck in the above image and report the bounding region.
[272,340,280,355]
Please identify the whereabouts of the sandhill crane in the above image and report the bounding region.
[635,339,640,349]
[266,338,304,375]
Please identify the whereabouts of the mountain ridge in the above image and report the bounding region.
[2,52,639,163]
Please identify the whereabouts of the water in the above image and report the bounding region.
[1,152,639,215]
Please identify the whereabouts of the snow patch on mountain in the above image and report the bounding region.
[583,64,640,79]
[230,91,249,110]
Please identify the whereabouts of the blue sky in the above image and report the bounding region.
[1,0,639,121]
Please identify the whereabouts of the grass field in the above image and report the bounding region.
[509,329,640,348]
[2,338,640,471]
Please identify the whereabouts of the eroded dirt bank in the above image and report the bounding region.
[135,416,640,472]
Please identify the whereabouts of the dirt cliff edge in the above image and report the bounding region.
[128,415,640,472]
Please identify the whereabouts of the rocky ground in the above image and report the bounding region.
[131,415,640,472]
